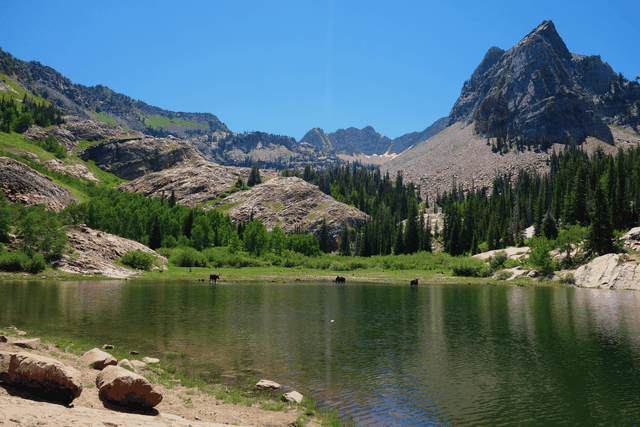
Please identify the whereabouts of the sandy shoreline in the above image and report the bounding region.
[0,333,320,427]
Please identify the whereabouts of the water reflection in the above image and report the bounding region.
[2,281,640,426]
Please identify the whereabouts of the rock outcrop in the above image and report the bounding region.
[572,254,640,290]
[26,116,145,150]
[81,348,117,370]
[0,156,77,211]
[212,177,368,248]
[623,227,640,252]
[56,224,167,278]
[43,158,99,182]
[5,352,82,404]
[96,365,163,408]
[116,160,279,207]
[79,135,206,180]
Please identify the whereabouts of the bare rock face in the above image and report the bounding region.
[26,116,144,150]
[7,352,82,404]
[0,156,77,211]
[79,135,206,180]
[572,254,640,290]
[81,348,117,370]
[0,351,12,383]
[213,177,368,247]
[447,20,615,145]
[43,159,99,182]
[96,365,162,408]
[56,224,167,278]
[116,160,280,207]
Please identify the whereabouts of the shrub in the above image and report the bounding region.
[452,258,490,277]
[494,269,513,281]
[0,251,31,271]
[28,253,46,273]
[172,247,208,268]
[558,273,576,285]
[489,251,508,271]
[120,251,155,271]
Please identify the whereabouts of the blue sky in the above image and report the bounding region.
[1,0,638,140]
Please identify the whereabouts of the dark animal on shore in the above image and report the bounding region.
[410,279,418,286]
[334,276,346,283]
[210,274,220,283]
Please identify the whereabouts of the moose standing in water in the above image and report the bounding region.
[334,276,346,283]
[210,274,220,284]
[410,279,419,286]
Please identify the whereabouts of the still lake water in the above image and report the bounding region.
[2,280,640,426]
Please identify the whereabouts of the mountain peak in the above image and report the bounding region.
[522,20,572,61]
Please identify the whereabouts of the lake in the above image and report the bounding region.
[2,280,640,426]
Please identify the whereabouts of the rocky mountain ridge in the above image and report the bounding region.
[447,20,640,144]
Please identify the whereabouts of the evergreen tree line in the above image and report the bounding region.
[299,163,432,256]
[437,144,640,257]
[0,94,65,133]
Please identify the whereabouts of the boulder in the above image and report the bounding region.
[623,227,640,252]
[117,359,135,372]
[103,344,114,350]
[572,254,640,290]
[96,365,162,408]
[8,352,82,404]
[0,335,7,343]
[527,270,540,278]
[15,330,27,336]
[255,379,281,390]
[142,357,159,364]
[0,351,13,383]
[282,390,304,404]
[13,338,40,349]
[81,348,117,370]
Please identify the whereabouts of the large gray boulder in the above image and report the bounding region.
[7,352,82,404]
[96,365,162,408]
[623,227,640,252]
[572,254,640,290]
[81,348,117,370]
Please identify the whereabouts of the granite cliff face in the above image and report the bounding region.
[116,160,280,207]
[79,135,205,181]
[211,177,368,248]
[387,117,448,153]
[0,157,77,211]
[447,20,640,144]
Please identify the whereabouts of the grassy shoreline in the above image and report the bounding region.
[0,263,564,288]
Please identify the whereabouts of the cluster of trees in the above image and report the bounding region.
[0,191,67,273]
[0,94,64,133]
[438,144,640,258]
[301,163,432,256]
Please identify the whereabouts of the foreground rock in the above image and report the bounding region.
[572,254,640,290]
[116,160,279,207]
[5,352,82,404]
[282,391,303,404]
[0,156,77,211]
[81,348,117,370]
[56,224,167,278]
[213,177,368,249]
[96,365,163,408]
[255,379,281,390]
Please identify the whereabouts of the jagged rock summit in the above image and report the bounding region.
[212,177,368,248]
[447,20,624,145]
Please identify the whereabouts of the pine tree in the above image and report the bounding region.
[586,182,615,256]
[318,219,330,253]
[247,162,262,187]
[338,222,351,256]
[168,190,177,208]
[148,215,162,250]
